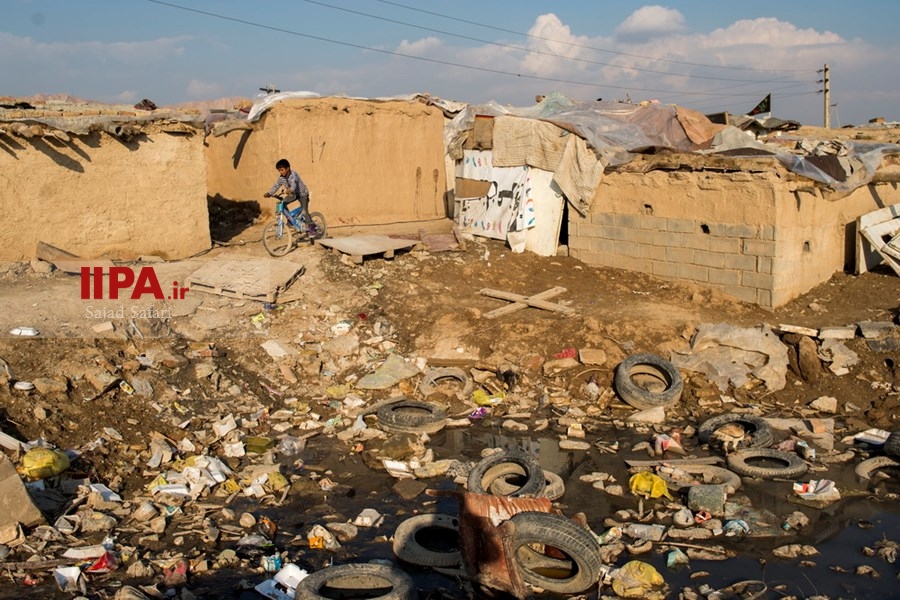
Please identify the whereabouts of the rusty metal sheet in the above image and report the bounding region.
[458,492,553,599]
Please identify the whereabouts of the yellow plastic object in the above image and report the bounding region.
[20,447,70,479]
[628,471,673,500]
[308,536,325,549]
[266,472,289,491]
[611,560,665,598]
[472,389,505,406]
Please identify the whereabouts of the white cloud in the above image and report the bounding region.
[521,14,592,75]
[396,36,443,56]
[615,6,687,41]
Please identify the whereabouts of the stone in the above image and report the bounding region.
[687,484,728,517]
[542,357,580,376]
[818,326,857,340]
[579,348,607,366]
[797,335,821,383]
[393,478,427,500]
[0,455,45,528]
[626,406,666,424]
[857,321,896,339]
[32,377,68,394]
[325,522,359,542]
[809,396,837,413]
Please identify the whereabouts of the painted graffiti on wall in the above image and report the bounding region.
[459,166,535,250]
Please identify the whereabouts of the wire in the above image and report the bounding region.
[146,1,809,101]
[375,0,813,74]
[304,0,803,84]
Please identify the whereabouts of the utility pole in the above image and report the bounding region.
[822,64,830,129]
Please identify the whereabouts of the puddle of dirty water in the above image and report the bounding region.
[28,425,895,600]
[234,425,900,599]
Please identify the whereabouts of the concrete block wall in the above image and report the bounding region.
[568,167,900,308]
[569,209,778,306]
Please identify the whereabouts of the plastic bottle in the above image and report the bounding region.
[622,523,666,541]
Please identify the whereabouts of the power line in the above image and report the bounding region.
[304,0,803,85]
[146,0,794,100]
[375,0,814,74]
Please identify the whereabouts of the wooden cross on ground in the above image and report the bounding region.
[480,286,576,319]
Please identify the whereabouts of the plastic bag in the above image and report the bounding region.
[628,471,673,500]
[611,560,665,598]
[21,447,70,479]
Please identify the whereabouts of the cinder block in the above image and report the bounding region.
[742,271,774,289]
[568,236,590,251]
[605,226,630,241]
[666,218,695,233]
[694,250,725,268]
[640,244,667,260]
[652,231,680,247]
[614,213,641,228]
[757,256,773,275]
[723,285,758,304]
[579,223,604,237]
[615,240,642,258]
[666,247,694,262]
[708,268,740,286]
[708,236,742,253]
[743,239,776,257]
[681,234,710,251]
[639,215,667,231]
[629,228,655,245]
[759,225,776,241]
[724,254,757,271]
[678,263,709,282]
[590,237,616,254]
[652,261,679,278]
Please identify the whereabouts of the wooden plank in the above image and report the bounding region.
[481,287,576,316]
[185,260,303,303]
[481,286,567,319]
[856,203,900,274]
[317,235,418,262]
[35,241,115,274]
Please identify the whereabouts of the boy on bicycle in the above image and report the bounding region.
[264,158,315,235]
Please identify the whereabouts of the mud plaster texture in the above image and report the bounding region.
[0,129,210,262]
[206,98,450,226]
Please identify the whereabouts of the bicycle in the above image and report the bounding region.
[262,197,327,257]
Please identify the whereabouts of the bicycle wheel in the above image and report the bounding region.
[308,211,327,239]
[262,216,293,256]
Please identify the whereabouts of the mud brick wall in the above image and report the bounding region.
[569,168,900,308]
[0,129,209,262]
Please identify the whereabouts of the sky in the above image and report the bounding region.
[2,0,899,126]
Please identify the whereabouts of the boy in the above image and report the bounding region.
[264,159,314,234]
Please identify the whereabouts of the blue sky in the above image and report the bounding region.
[2,1,898,126]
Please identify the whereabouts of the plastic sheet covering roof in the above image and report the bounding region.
[446,91,900,194]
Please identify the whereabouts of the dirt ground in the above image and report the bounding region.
[1,213,900,598]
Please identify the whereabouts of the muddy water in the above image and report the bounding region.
[19,425,899,599]
[234,424,900,599]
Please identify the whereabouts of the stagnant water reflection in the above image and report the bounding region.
[252,423,900,599]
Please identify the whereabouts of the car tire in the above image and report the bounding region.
[295,563,416,600]
[883,432,900,458]
[376,399,447,435]
[613,353,683,410]
[726,448,808,480]
[855,455,900,480]
[466,451,545,497]
[489,469,566,500]
[392,514,461,568]
[508,511,603,595]
[698,413,774,452]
